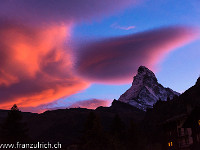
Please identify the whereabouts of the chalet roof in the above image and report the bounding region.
[182,107,200,128]
[160,114,188,126]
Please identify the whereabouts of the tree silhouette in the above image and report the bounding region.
[81,112,110,150]
[125,120,147,150]
[167,96,171,101]
[110,114,124,137]
[0,104,29,143]
[109,114,126,150]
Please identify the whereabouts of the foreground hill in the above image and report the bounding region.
[0,100,145,149]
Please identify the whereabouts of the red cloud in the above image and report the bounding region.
[75,26,199,84]
[0,21,89,109]
[69,99,112,109]
[19,99,111,113]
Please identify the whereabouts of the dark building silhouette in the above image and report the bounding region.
[183,107,200,150]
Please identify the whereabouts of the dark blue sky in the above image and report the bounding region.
[63,0,200,107]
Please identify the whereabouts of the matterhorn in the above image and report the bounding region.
[118,66,180,110]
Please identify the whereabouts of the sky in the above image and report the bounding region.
[0,0,199,112]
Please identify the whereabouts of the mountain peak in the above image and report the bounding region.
[138,66,154,75]
[195,77,200,86]
[119,66,180,111]
[132,66,157,86]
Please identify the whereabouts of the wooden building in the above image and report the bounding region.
[183,107,200,150]
[162,114,193,150]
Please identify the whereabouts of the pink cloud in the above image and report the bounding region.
[19,99,112,113]
[0,21,89,110]
[75,26,199,84]
[69,99,112,109]
[0,0,140,111]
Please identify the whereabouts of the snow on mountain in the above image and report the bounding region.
[118,66,180,111]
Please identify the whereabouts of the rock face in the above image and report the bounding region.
[118,66,180,111]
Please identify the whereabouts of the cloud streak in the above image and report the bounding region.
[75,26,199,84]
[111,23,136,30]
[20,99,111,113]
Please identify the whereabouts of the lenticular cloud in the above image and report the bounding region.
[75,26,199,84]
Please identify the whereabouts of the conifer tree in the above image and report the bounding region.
[110,114,124,137]
[0,104,29,143]
[81,112,110,150]
[110,114,126,150]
